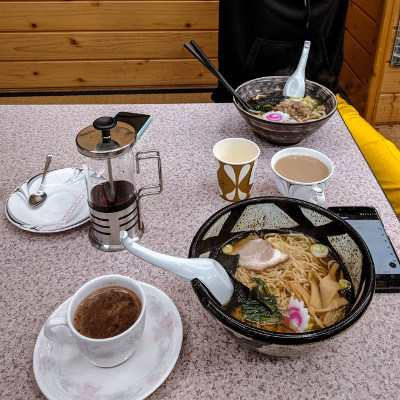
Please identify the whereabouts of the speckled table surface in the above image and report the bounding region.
[1,103,400,400]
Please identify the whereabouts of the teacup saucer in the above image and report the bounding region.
[6,167,90,233]
[33,282,183,400]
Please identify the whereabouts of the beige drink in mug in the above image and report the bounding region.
[271,147,334,206]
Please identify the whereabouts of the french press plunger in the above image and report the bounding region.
[76,116,162,251]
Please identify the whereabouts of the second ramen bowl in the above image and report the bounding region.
[189,197,375,356]
[233,76,338,145]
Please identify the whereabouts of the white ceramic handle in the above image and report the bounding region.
[120,231,234,305]
[298,41,311,72]
[282,40,311,97]
[312,185,325,206]
[44,316,74,345]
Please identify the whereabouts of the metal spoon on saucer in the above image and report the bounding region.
[29,154,54,207]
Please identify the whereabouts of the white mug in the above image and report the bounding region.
[270,147,334,206]
[44,274,146,367]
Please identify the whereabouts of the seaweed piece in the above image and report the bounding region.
[241,278,281,324]
[247,95,287,112]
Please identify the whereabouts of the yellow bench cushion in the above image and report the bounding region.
[337,95,400,216]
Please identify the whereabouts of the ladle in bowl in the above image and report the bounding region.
[120,231,249,306]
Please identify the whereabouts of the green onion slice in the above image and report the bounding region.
[310,243,329,258]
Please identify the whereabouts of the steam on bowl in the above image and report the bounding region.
[233,76,338,145]
[188,197,375,357]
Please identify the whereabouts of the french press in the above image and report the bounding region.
[76,116,162,251]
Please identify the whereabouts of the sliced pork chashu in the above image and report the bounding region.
[232,237,289,272]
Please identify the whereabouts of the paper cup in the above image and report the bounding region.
[213,138,260,202]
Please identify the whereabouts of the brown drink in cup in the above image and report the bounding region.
[44,275,146,367]
[74,286,142,339]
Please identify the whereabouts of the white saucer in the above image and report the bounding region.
[33,282,183,400]
[6,167,90,233]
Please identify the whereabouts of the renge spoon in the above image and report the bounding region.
[120,230,250,308]
[283,40,311,98]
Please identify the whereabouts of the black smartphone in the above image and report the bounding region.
[114,111,152,140]
[328,206,400,292]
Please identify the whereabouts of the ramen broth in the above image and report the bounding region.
[274,154,330,182]
[221,232,353,333]
[247,94,326,123]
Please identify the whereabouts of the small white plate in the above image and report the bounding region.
[33,282,183,400]
[6,167,90,233]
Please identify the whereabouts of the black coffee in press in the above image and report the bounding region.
[73,286,142,339]
[89,180,136,213]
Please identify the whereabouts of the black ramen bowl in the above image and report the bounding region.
[233,76,338,145]
[188,197,375,356]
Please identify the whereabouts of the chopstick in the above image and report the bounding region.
[184,41,255,113]
[184,42,209,70]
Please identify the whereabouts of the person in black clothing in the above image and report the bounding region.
[211,0,349,103]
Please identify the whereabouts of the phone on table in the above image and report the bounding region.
[328,206,400,292]
[114,112,152,140]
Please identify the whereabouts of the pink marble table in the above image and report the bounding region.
[1,103,400,399]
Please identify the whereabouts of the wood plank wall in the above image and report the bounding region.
[370,0,400,148]
[375,1,400,125]
[339,0,382,117]
[339,0,400,134]
[338,0,400,149]
[0,0,219,93]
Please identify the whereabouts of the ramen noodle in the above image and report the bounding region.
[222,232,352,333]
[248,95,326,123]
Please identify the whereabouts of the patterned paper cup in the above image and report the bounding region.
[213,138,260,202]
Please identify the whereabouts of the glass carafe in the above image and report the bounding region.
[76,116,162,251]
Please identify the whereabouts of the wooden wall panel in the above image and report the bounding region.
[381,64,400,93]
[383,2,400,62]
[387,28,398,62]
[345,1,377,54]
[0,31,218,61]
[339,0,400,126]
[0,1,219,32]
[351,0,380,20]
[340,0,379,120]
[339,61,367,115]
[375,93,400,123]
[343,31,371,83]
[0,0,219,93]
[0,59,218,91]
[363,0,397,123]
